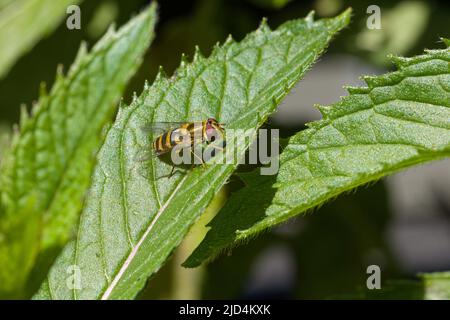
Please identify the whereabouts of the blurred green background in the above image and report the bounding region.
[1,0,449,299]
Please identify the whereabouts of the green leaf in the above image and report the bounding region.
[420,272,450,299]
[184,44,450,268]
[0,4,157,298]
[34,10,351,300]
[352,272,450,299]
[0,0,82,78]
[0,123,10,162]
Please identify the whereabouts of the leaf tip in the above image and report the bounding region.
[305,10,315,27]
[224,34,234,47]
[343,85,369,94]
[106,22,117,36]
[305,120,323,130]
[155,65,167,82]
[149,1,158,11]
[325,7,352,33]
[258,17,270,33]
[181,258,198,269]
[144,79,150,91]
[316,104,331,117]
[440,37,450,47]
[56,64,64,79]
[132,91,138,103]
[340,7,353,21]
[74,41,88,66]
[180,53,189,68]
[39,82,47,98]
[211,41,221,57]
[193,45,204,62]
[387,54,409,68]
[19,104,29,126]
[361,75,378,88]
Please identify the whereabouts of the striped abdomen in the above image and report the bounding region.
[152,121,206,155]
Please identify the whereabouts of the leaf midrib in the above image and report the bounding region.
[100,175,188,299]
[102,36,325,297]
[38,11,354,299]
[239,149,450,239]
[95,85,185,299]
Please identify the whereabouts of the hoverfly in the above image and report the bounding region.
[142,118,226,177]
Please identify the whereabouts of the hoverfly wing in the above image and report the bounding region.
[141,122,188,136]
[134,148,156,162]
[132,148,168,181]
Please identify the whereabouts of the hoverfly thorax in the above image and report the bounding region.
[137,118,226,179]
[147,118,225,156]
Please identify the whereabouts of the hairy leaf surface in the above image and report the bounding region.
[0,4,157,297]
[185,44,450,267]
[34,10,351,300]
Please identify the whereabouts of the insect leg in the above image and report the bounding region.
[167,146,184,178]
[209,144,225,152]
[190,148,206,168]
[168,166,176,178]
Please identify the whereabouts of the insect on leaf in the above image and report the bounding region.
[34,9,352,299]
[184,43,450,268]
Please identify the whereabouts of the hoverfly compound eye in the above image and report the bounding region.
[205,118,217,142]
[206,118,214,129]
